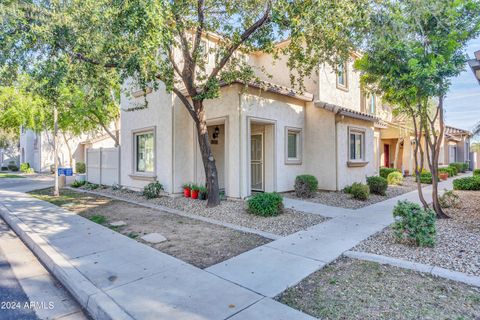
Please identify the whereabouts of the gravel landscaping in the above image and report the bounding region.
[354,190,480,276]
[285,176,419,209]
[278,257,480,320]
[29,188,270,269]
[89,187,328,236]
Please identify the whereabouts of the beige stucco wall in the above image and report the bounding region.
[304,104,337,190]
[317,59,362,112]
[336,117,376,189]
[120,82,174,191]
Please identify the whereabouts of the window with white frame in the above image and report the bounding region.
[285,127,302,164]
[134,131,155,173]
[349,129,365,161]
[369,94,376,114]
[337,62,348,89]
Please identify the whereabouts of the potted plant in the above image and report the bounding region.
[198,186,208,200]
[182,183,191,198]
[439,172,449,181]
[191,184,200,199]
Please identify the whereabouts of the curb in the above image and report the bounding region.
[66,187,281,240]
[344,250,480,287]
[0,203,134,320]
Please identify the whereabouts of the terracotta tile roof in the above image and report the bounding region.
[314,100,379,122]
[445,125,472,136]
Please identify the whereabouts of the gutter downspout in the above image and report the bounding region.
[238,93,243,199]
[335,114,344,191]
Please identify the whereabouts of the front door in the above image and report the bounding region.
[384,144,390,168]
[251,134,264,191]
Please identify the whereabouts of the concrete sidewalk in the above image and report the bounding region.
[206,176,458,298]
[0,187,314,320]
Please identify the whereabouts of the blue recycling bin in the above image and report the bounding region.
[64,168,73,176]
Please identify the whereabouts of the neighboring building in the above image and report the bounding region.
[19,127,117,173]
[442,126,473,168]
[468,50,480,83]
[119,36,472,198]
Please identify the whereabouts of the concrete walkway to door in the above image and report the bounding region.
[206,176,459,298]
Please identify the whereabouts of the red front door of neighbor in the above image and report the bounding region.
[384,144,390,167]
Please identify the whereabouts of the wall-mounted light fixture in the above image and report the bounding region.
[212,126,220,140]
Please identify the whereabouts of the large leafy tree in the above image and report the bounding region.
[2,0,370,206]
[356,0,480,217]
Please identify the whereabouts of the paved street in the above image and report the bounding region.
[0,238,38,320]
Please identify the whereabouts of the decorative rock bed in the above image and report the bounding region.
[90,187,328,236]
[284,177,419,209]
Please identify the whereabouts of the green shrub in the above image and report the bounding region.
[84,182,99,190]
[1,166,8,171]
[366,176,388,196]
[419,171,433,184]
[473,169,480,176]
[20,162,30,172]
[380,167,399,179]
[349,182,370,200]
[392,200,436,247]
[449,162,465,173]
[387,172,403,185]
[76,162,86,174]
[439,167,455,177]
[71,180,86,188]
[439,190,460,208]
[453,176,480,190]
[7,163,19,171]
[447,165,458,176]
[343,185,353,194]
[143,181,164,199]
[294,175,318,198]
[247,192,283,217]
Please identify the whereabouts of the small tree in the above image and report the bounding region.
[356,0,480,218]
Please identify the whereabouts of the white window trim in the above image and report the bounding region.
[348,127,367,165]
[285,126,302,165]
[131,126,157,179]
[336,62,349,91]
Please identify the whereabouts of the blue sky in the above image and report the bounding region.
[444,37,480,139]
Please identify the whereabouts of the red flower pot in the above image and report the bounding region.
[191,190,199,199]
[439,172,448,181]
[183,188,191,198]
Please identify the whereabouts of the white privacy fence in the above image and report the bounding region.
[86,147,120,186]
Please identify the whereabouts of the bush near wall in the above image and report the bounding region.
[143,181,164,199]
[294,175,318,198]
[380,167,399,179]
[20,162,30,172]
[453,176,480,191]
[387,172,403,185]
[346,182,370,200]
[449,162,467,173]
[247,192,283,217]
[474,169,480,176]
[392,200,436,247]
[366,176,388,196]
[439,167,455,177]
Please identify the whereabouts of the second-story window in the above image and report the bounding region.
[336,62,348,90]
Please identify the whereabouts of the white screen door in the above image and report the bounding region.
[251,134,264,191]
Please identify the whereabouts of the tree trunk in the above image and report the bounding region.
[194,100,220,207]
[61,132,74,169]
[411,112,429,209]
[429,97,449,219]
[53,106,59,197]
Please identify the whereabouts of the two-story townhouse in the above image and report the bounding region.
[120,35,389,198]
